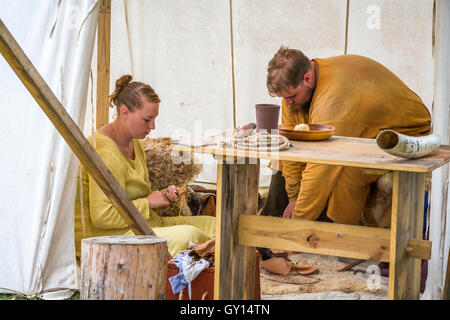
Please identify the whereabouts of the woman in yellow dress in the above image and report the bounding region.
[74,75,214,260]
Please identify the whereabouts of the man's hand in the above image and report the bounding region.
[282,200,296,219]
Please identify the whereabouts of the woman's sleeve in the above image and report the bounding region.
[88,150,150,230]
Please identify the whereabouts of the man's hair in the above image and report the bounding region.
[266,46,312,97]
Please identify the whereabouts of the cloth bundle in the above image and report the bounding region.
[168,239,216,298]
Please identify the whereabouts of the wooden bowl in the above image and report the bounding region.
[278,124,335,141]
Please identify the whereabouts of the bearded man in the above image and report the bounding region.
[261,46,431,225]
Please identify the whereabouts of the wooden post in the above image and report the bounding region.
[444,248,450,299]
[389,171,426,299]
[96,0,111,129]
[214,156,259,300]
[0,19,155,236]
[81,236,168,300]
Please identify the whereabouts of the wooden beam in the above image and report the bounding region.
[388,171,426,299]
[239,215,431,262]
[214,159,259,300]
[240,215,390,262]
[96,0,111,129]
[362,168,390,176]
[0,19,155,236]
[406,239,431,260]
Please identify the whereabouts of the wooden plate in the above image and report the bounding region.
[278,124,335,141]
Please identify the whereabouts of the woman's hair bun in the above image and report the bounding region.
[115,74,133,89]
[109,74,133,107]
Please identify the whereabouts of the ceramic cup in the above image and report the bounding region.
[255,104,280,134]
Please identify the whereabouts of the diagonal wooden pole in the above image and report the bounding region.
[0,19,155,236]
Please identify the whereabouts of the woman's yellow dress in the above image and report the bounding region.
[74,132,215,258]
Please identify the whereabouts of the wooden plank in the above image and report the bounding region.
[172,138,450,173]
[214,159,259,300]
[362,168,390,176]
[241,159,259,299]
[213,163,225,300]
[96,0,111,129]
[0,19,155,236]
[388,171,426,299]
[239,215,391,262]
[406,239,431,260]
[238,215,431,262]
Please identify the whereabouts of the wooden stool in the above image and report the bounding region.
[80,235,168,300]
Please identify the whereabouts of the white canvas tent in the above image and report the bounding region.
[0,0,448,299]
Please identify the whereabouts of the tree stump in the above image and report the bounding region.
[80,235,168,300]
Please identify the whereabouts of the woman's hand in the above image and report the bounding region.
[146,185,185,209]
[147,191,170,209]
[163,185,186,202]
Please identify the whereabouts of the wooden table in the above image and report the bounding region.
[172,136,450,300]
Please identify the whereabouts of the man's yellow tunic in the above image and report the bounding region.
[281,54,431,224]
[74,132,214,258]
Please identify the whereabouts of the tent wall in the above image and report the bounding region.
[0,0,98,298]
[94,0,438,186]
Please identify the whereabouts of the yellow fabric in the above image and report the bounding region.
[281,54,431,224]
[74,132,215,258]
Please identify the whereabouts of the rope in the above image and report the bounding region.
[344,0,350,54]
[221,132,290,152]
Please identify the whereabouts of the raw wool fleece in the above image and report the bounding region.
[141,137,202,216]
[260,252,388,297]
[364,172,432,228]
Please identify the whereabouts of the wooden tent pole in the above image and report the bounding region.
[229,0,237,129]
[444,248,450,299]
[96,0,111,129]
[0,18,156,237]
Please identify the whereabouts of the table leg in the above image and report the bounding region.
[389,171,426,299]
[214,157,259,300]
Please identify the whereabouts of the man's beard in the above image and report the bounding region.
[289,101,310,117]
[288,86,313,118]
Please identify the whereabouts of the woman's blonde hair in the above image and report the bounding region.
[109,74,160,113]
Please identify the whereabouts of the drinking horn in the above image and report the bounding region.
[376,129,441,159]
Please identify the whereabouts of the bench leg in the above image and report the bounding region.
[389,171,426,299]
[214,158,260,300]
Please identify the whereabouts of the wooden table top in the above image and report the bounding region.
[171,136,450,173]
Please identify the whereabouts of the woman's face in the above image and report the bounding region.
[126,99,159,139]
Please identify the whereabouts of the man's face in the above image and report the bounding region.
[277,82,314,114]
